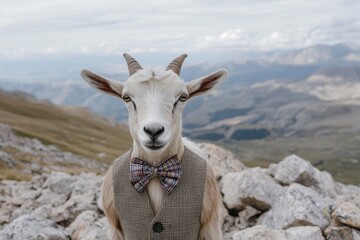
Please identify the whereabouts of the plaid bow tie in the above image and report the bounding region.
[129,155,182,195]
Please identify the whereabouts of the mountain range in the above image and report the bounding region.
[1,43,359,183]
[2,44,359,136]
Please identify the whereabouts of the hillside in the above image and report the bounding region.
[0,89,132,180]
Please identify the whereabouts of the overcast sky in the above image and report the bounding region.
[1,0,360,58]
[0,0,360,81]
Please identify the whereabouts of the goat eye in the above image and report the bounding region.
[123,95,131,102]
[179,95,188,102]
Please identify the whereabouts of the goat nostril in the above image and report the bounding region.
[158,126,164,134]
[143,127,152,136]
[143,125,165,139]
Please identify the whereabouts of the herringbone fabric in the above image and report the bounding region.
[112,148,207,240]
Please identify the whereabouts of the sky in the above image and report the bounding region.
[0,0,360,80]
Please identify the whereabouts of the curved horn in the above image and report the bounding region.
[166,54,188,75]
[123,53,143,76]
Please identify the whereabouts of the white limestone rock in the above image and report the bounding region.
[197,143,246,180]
[269,154,337,197]
[66,210,108,240]
[231,225,324,240]
[220,168,284,212]
[43,172,78,196]
[325,225,360,240]
[232,225,287,240]
[50,173,102,223]
[0,214,70,240]
[285,226,324,240]
[259,183,331,230]
[332,202,360,229]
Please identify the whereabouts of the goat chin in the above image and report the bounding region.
[101,139,223,240]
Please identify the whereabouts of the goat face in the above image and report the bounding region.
[81,54,227,155]
[122,70,189,153]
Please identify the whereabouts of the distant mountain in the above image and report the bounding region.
[0,43,360,140]
[1,43,360,183]
[268,43,357,65]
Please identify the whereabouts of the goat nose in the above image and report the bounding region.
[143,123,165,139]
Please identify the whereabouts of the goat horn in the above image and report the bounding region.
[166,54,188,75]
[123,53,143,76]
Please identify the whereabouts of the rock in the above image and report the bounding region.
[230,225,324,240]
[2,132,360,240]
[259,183,331,230]
[0,204,13,225]
[50,173,102,223]
[232,225,287,240]
[197,143,246,180]
[43,172,77,196]
[220,168,284,212]
[0,150,15,167]
[35,189,69,207]
[332,202,360,229]
[268,154,337,197]
[238,206,262,225]
[223,205,262,235]
[285,226,324,240]
[0,214,70,240]
[325,225,360,240]
[32,205,53,219]
[66,210,108,240]
[335,183,360,206]
[80,217,109,240]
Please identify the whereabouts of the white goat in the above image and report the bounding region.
[81,54,227,240]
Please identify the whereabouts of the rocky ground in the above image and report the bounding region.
[0,123,107,181]
[0,126,360,239]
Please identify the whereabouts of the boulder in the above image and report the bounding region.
[285,226,324,240]
[231,225,287,240]
[43,172,77,196]
[220,168,284,212]
[230,225,324,240]
[332,202,360,229]
[197,143,246,180]
[222,205,261,234]
[49,173,102,223]
[0,214,70,240]
[269,154,337,197]
[66,210,108,240]
[259,183,331,230]
[325,225,360,240]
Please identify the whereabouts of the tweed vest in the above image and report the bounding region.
[112,148,207,240]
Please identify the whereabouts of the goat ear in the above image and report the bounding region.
[186,69,227,98]
[81,70,124,98]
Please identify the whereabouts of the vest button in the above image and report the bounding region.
[152,222,164,233]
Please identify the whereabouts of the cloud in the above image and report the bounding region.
[197,29,251,49]
[0,0,360,59]
[344,53,360,62]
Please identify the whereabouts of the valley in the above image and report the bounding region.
[1,43,359,184]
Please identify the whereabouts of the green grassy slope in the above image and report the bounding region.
[0,91,132,164]
[215,134,360,184]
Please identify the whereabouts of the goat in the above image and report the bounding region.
[81,54,227,240]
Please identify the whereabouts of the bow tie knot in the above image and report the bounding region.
[129,155,182,195]
[151,167,158,176]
